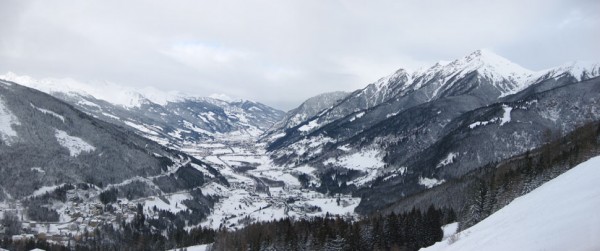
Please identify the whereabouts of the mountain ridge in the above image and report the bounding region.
[0,72,286,146]
[262,49,600,215]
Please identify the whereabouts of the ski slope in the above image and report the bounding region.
[422,156,600,251]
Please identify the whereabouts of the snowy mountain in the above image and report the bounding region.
[267,50,540,160]
[0,78,225,206]
[2,50,598,247]
[271,49,534,137]
[263,49,600,214]
[0,72,285,147]
[262,91,348,141]
[422,155,600,251]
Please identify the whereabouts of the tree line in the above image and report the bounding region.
[211,206,455,251]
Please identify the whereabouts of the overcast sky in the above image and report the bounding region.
[1,0,598,110]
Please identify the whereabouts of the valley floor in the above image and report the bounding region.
[0,137,361,243]
[185,140,360,230]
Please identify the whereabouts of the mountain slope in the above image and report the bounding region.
[354,74,600,213]
[0,79,225,200]
[0,72,285,147]
[261,50,600,216]
[422,155,600,251]
[262,91,348,141]
[267,50,537,165]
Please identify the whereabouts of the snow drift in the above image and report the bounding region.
[422,155,600,251]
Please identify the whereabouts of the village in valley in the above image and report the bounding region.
[0,138,360,246]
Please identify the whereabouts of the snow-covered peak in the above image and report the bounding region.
[408,49,535,98]
[359,68,412,106]
[435,60,452,67]
[374,68,411,87]
[0,72,196,108]
[381,68,413,91]
[502,61,600,97]
[138,87,188,106]
[442,49,533,83]
[209,93,242,103]
[0,72,148,107]
[540,61,600,81]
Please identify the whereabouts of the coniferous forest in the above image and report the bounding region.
[1,206,453,251]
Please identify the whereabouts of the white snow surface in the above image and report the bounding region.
[269,132,287,141]
[288,49,539,139]
[337,144,352,152]
[30,167,45,173]
[54,129,96,156]
[468,105,513,129]
[144,193,192,214]
[422,155,600,251]
[324,149,386,186]
[437,152,458,168]
[124,120,160,136]
[349,111,365,122]
[538,61,600,82]
[324,149,385,171]
[0,97,20,145]
[168,244,211,251]
[209,93,241,102]
[499,105,512,126]
[298,119,320,132]
[418,177,445,188]
[0,72,233,108]
[442,222,459,240]
[468,121,489,129]
[501,61,600,97]
[412,49,534,98]
[193,144,361,231]
[30,103,65,122]
[1,72,153,107]
[294,165,317,175]
[30,184,64,197]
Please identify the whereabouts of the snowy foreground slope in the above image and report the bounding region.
[422,156,600,251]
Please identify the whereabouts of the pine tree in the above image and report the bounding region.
[385,212,400,248]
[423,206,443,246]
[323,235,346,251]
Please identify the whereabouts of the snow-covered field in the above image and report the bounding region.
[418,177,445,188]
[168,243,212,251]
[191,142,361,230]
[323,149,386,186]
[0,96,20,145]
[0,118,363,240]
[323,149,385,171]
[54,129,96,156]
[143,193,192,214]
[422,155,600,251]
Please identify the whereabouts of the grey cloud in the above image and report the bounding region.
[0,0,598,110]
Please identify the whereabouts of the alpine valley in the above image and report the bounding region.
[1,49,599,250]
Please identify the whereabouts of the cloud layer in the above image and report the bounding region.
[1,0,598,110]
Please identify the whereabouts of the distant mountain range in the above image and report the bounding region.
[0,72,285,148]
